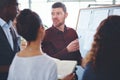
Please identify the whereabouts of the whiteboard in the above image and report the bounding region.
[77,9,91,30]
[89,9,109,30]
[113,9,120,15]
[76,6,120,57]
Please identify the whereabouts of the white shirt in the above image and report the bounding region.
[0,18,14,50]
[7,53,58,80]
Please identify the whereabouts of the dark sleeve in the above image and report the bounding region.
[82,62,96,80]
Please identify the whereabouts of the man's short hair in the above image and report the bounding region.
[52,2,67,13]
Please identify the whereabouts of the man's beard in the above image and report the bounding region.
[54,21,64,28]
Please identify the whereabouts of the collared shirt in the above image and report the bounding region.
[0,18,14,50]
[42,25,82,65]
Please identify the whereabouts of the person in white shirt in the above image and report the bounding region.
[7,9,57,80]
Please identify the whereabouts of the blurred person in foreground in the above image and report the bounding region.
[7,9,57,80]
[82,15,120,80]
[0,0,20,79]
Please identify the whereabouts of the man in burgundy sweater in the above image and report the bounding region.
[42,2,82,80]
[42,2,82,65]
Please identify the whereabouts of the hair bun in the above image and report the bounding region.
[20,9,32,16]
